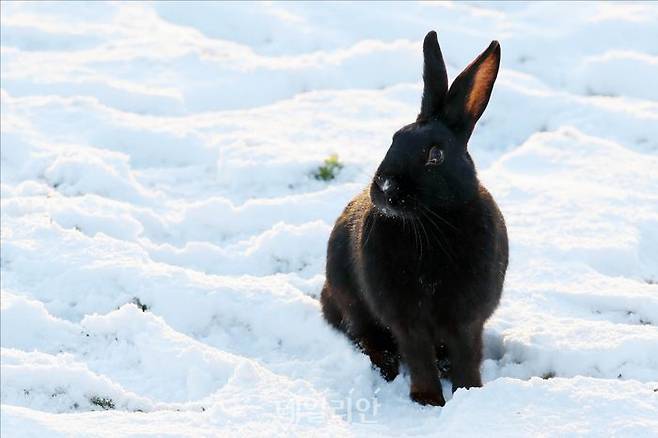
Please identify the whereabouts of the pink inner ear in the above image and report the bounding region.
[465,54,498,118]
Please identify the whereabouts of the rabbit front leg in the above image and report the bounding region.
[350,313,400,382]
[446,322,484,393]
[392,324,445,406]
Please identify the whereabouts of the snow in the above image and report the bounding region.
[1,1,658,436]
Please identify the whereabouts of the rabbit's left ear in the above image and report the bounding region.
[443,41,500,142]
[417,31,449,122]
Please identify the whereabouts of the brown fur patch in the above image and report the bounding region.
[466,53,499,118]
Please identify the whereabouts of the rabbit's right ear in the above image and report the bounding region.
[442,41,500,143]
[417,31,449,122]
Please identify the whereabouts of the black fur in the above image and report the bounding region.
[321,31,508,406]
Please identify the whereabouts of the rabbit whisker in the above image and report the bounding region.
[419,208,455,263]
[416,199,459,232]
[363,212,378,248]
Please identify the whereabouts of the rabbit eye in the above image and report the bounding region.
[426,146,444,166]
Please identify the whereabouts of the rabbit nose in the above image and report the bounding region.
[376,175,395,194]
[376,175,403,208]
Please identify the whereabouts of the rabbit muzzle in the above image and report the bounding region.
[371,174,407,216]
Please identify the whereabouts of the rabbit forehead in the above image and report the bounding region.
[393,120,456,149]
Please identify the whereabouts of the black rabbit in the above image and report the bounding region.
[321,31,508,407]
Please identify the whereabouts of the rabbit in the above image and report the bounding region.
[320,31,508,407]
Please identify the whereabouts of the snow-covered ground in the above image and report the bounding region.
[2,2,658,436]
